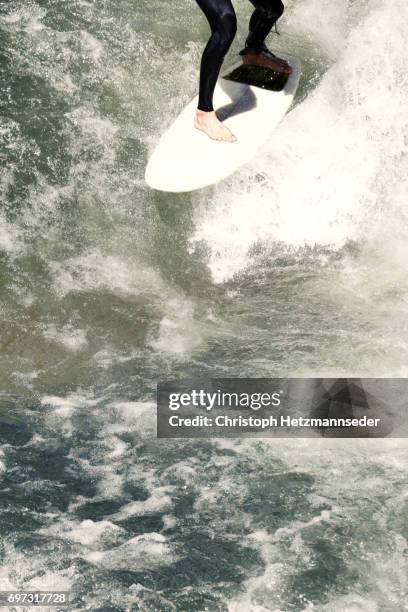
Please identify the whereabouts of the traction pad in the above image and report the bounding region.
[224,64,289,91]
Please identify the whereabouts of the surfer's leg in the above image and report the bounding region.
[242,0,292,74]
[194,0,237,142]
[196,0,237,112]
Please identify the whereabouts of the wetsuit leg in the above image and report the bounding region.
[196,0,237,112]
[244,0,284,54]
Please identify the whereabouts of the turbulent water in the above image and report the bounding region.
[1,0,408,610]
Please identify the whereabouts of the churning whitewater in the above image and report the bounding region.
[0,0,408,610]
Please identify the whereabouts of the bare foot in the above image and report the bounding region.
[243,51,292,74]
[194,110,237,143]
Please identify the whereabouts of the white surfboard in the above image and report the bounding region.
[145,55,301,193]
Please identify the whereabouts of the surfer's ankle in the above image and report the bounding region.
[195,109,215,121]
[194,109,215,131]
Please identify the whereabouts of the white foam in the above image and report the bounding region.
[41,393,96,415]
[41,518,126,548]
[311,594,380,611]
[51,251,161,299]
[112,487,173,520]
[25,571,72,592]
[0,4,46,31]
[79,30,104,62]
[0,449,6,475]
[104,402,156,438]
[42,324,88,352]
[290,0,349,58]
[85,532,175,570]
[40,393,98,439]
[0,214,20,253]
[150,299,202,354]
[0,566,16,590]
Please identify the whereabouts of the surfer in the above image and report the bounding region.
[194,0,292,142]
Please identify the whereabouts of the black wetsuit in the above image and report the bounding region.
[196,0,284,111]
